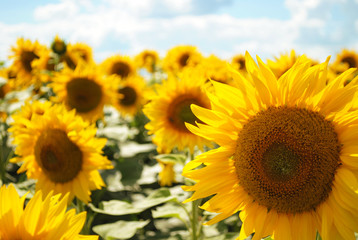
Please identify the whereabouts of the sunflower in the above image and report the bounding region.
[162,45,203,75]
[61,42,94,69]
[183,52,358,240]
[266,50,298,79]
[143,70,211,154]
[329,49,358,85]
[101,55,136,79]
[51,34,67,55]
[135,50,160,73]
[8,38,48,89]
[112,75,147,117]
[9,101,113,203]
[51,64,115,122]
[157,159,176,187]
[231,54,247,74]
[0,184,98,239]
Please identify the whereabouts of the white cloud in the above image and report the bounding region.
[0,0,357,64]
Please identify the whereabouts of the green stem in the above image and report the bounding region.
[191,200,198,240]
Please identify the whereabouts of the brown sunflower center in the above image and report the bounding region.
[179,53,190,67]
[167,94,202,132]
[118,86,137,106]
[237,58,245,70]
[341,56,356,68]
[51,41,67,55]
[234,106,341,213]
[66,77,102,113]
[34,129,82,183]
[20,51,39,73]
[111,62,130,78]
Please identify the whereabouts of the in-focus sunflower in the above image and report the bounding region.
[8,38,48,89]
[162,45,203,75]
[143,70,211,153]
[61,42,94,69]
[51,64,115,122]
[101,55,136,79]
[112,75,147,117]
[10,101,113,203]
[183,52,358,240]
[135,50,160,73]
[0,184,98,239]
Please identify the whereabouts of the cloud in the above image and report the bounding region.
[0,0,357,64]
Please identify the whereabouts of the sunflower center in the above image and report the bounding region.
[234,106,341,213]
[341,56,356,68]
[34,129,82,183]
[179,53,190,67]
[66,77,102,113]
[167,94,202,132]
[20,51,39,73]
[118,86,137,106]
[111,62,130,78]
[237,58,245,70]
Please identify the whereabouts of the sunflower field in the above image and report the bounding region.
[0,36,358,240]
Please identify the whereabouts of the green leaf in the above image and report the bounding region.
[152,203,187,220]
[155,154,187,165]
[93,220,149,240]
[89,188,176,216]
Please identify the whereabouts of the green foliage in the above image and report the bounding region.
[93,220,150,239]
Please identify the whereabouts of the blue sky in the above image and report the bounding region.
[1,0,357,63]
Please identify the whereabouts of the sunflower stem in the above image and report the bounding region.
[191,200,199,240]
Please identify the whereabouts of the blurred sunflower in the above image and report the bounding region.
[143,70,211,154]
[51,35,67,56]
[113,75,147,117]
[157,159,176,187]
[8,38,48,89]
[31,48,56,84]
[135,50,160,73]
[329,49,358,85]
[101,55,136,79]
[51,64,115,122]
[10,101,113,203]
[162,45,202,75]
[0,184,98,239]
[231,53,247,73]
[61,42,93,69]
[267,49,297,79]
[183,52,358,239]
[0,82,11,100]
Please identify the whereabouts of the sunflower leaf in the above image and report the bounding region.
[155,154,187,165]
[89,188,176,216]
[93,220,149,240]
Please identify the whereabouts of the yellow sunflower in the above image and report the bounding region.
[112,75,147,117]
[328,49,358,85]
[61,42,94,69]
[231,54,248,78]
[143,70,211,154]
[0,184,98,239]
[183,52,358,240]
[51,34,67,55]
[51,64,115,122]
[135,50,160,73]
[157,159,176,187]
[101,55,136,79]
[266,49,298,79]
[162,45,203,75]
[8,37,48,89]
[9,101,113,203]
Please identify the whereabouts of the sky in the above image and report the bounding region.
[0,0,357,63]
